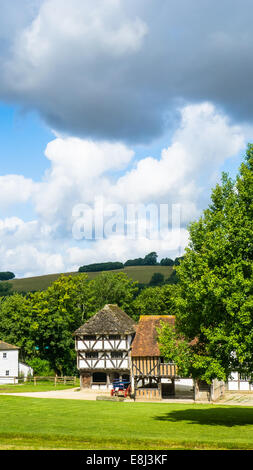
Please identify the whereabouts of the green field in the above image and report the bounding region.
[1,396,253,450]
[8,266,173,293]
[0,381,77,393]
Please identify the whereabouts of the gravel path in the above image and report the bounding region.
[217,392,253,406]
[0,388,109,400]
[1,389,253,405]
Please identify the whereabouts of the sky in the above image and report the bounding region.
[0,0,253,278]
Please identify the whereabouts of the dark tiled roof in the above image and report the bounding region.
[0,341,20,351]
[74,304,137,335]
[131,315,175,357]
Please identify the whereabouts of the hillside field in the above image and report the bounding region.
[7,265,173,293]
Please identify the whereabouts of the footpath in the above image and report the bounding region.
[1,388,253,405]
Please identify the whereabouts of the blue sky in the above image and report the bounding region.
[0,0,252,277]
[0,103,52,179]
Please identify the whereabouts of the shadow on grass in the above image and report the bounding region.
[154,407,253,427]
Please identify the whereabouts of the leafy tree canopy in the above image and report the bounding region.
[87,272,139,317]
[0,282,13,296]
[26,358,54,376]
[0,272,15,281]
[149,272,165,286]
[124,252,158,266]
[160,258,174,266]
[0,271,139,374]
[133,284,176,318]
[79,262,124,272]
[159,144,253,383]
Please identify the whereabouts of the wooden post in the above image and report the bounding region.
[34,376,37,386]
[134,378,137,401]
[158,378,162,399]
[171,378,175,396]
[54,376,57,387]
[106,373,110,390]
[64,376,66,385]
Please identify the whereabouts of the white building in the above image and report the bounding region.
[0,341,19,384]
[74,307,225,401]
[19,361,34,379]
[227,372,253,392]
[0,340,33,384]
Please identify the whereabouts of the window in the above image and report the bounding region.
[122,374,130,381]
[240,373,250,382]
[5,371,9,376]
[3,353,7,359]
[84,335,96,341]
[111,351,123,359]
[85,352,98,359]
[93,372,107,383]
[109,335,121,340]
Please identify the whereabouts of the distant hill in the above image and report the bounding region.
[7,265,174,293]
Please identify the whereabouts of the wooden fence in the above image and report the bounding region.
[132,360,178,378]
[0,376,78,386]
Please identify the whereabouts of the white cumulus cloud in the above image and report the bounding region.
[0,102,249,277]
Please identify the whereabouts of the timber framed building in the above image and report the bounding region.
[74,304,136,390]
[131,315,179,400]
[74,304,225,401]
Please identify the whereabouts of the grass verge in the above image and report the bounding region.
[0,381,77,393]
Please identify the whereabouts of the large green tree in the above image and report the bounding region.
[0,274,90,374]
[28,273,90,374]
[0,293,34,361]
[87,272,139,317]
[159,144,253,383]
[133,284,176,318]
[0,272,15,281]
[0,271,139,374]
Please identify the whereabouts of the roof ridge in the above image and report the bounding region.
[0,340,20,350]
[74,304,136,335]
[139,315,175,319]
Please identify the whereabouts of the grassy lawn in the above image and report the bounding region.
[0,381,77,393]
[1,396,253,450]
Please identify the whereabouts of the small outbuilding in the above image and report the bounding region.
[0,341,33,384]
[131,315,182,400]
[0,341,19,383]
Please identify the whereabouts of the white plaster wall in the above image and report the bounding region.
[0,350,19,384]
[228,381,238,391]
[227,372,252,391]
[79,358,129,369]
[93,341,103,349]
[77,337,131,351]
[175,378,193,386]
[19,362,33,378]
[91,384,107,390]
[240,381,250,391]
